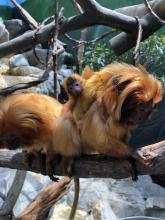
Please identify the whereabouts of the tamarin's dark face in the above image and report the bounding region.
[120,99,156,125]
[67,77,83,97]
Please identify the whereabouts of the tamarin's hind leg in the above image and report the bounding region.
[23,150,44,172]
[122,157,138,181]
[46,148,60,182]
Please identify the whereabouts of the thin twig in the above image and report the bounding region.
[144,0,165,25]
[133,17,143,65]
[72,0,83,13]
[72,0,86,73]
[65,30,117,47]
[52,5,64,98]
[32,27,46,66]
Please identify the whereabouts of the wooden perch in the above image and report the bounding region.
[0,140,165,179]
[16,177,71,220]
[0,0,164,57]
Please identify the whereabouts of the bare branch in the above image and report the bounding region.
[0,170,26,216]
[144,0,165,25]
[0,192,6,201]
[65,30,117,46]
[10,0,38,29]
[0,140,165,180]
[0,0,137,58]
[110,0,165,55]
[0,0,164,57]
[133,17,143,65]
[16,177,71,220]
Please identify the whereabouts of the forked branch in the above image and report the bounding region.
[0,0,164,57]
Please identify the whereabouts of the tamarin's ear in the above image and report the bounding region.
[82,66,94,80]
[112,76,132,94]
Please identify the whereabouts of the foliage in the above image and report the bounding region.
[81,34,165,82]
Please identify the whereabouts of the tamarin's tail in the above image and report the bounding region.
[69,177,80,220]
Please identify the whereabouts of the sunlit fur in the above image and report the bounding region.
[66,63,163,158]
[0,93,81,175]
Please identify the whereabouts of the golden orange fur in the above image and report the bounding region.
[0,93,81,179]
[65,63,163,158]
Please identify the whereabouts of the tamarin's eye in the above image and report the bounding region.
[75,83,79,87]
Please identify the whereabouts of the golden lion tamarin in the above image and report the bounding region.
[64,63,163,220]
[0,93,82,180]
[64,63,163,158]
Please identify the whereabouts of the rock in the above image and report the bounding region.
[0,74,38,93]
[135,176,165,199]
[0,22,9,43]
[0,58,10,66]
[49,204,87,220]
[67,179,110,210]
[23,48,52,68]
[145,197,165,218]
[36,70,61,96]
[59,65,73,78]
[0,64,10,75]
[9,54,29,68]
[4,19,29,39]
[23,49,74,69]
[92,200,118,220]
[109,189,145,218]
[9,66,44,77]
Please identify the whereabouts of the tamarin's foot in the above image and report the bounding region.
[123,158,138,181]
[23,151,44,172]
[46,160,59,182]
[45,155,62,182]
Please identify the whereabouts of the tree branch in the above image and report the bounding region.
[144,0,165,25]
[110,0,165,55]
[0,140,165,180]
[0,0,164,57]
[10,0,38,29]
[16,177,71,220]
[0,170,26,217]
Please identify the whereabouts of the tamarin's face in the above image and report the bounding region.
[106,67,163,124]
[120,98,156,125]
[66,77,83,97]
